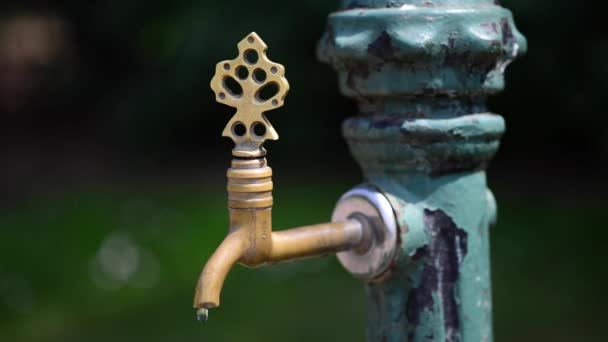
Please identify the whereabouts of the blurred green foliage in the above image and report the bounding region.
[0,181,606,341]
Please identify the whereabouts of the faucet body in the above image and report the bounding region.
[194,33,397,315]
[194,157,365,309]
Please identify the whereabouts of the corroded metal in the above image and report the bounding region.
[194,33,399,314]
[318,0,526,340]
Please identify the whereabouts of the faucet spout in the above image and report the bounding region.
[193,229,248,310]
[269,219,366,263]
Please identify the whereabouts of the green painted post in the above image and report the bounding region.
[318,0,526,340]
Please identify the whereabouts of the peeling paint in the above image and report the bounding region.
[500,18,514,47]
[368,31,396,62]
[318,3,526,97]
[404,209,469,341]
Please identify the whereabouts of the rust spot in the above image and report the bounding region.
[430,156,487,178]
[403,111,427,119]
[370,116,404,129]
[406,209,468,341]
[367,31,396,62]
[441,34,503,86]
[346,1,400,9]
[406,254,437,325]
[345,1,371,9]
[480,22,499,35]
[443,49,472,69]
[500,18,514,47]
[411,246,429,261]
[344,61,370,95]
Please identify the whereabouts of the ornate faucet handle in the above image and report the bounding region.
[211,32,289,157]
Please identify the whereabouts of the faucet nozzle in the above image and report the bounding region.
[196,308,209,323]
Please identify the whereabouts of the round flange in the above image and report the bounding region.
[331,186,398,281]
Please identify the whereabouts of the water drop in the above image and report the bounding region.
[197,308,209,323]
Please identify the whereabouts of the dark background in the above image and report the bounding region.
[0,1,606,341]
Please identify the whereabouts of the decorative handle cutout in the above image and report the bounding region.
[210,32,289,157]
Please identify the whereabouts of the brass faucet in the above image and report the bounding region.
[192,33,383,321]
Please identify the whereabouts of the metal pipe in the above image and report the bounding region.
[193,216,367,311]
[269,219,364,263]
[193,229,248,309]
[194,147,372,312]
[318,0,526,340]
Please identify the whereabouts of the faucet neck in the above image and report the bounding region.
[227,157,273,210]
[226,157,274,265]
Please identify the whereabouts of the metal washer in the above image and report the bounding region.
[331,186,399,281]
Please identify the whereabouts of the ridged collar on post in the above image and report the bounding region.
[318,0,526,176]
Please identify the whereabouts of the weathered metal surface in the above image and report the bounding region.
[318,0,525,340]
